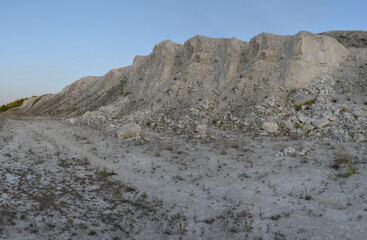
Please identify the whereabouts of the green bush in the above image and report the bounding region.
[0,98,28,112]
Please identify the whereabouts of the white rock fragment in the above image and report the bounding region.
[354,133,365,142]
[311,118,330,128]
[283,147,296,156]
[343,112,352,119]
[275,151,284,157]
[116,123,141,139]
[352,110,362,118]
[196,124,207,135]
[299,147,310,156]
[68,118,76,124]
[298,114,307,123]
[263,122,278,133]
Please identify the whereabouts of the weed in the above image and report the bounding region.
[141,192,148,199]
[332,153,356,177]
[221,149,228,155]
[140,134,147,141]
[88,231,97,236]
[165,145,174,151]
[36,193,56,211]
[305,195,312,200]
[204,218,215,224]
[294,122,302,129]
[340,106,348,112]
[270,214,281,221]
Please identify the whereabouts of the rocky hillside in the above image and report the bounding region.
[3,31,367,142]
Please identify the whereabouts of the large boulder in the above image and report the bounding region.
[116,123,141,139]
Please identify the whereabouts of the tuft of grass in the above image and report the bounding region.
[305,195,312,201]
[204,218,215,224]
[141,192,148,199]
[36,193,56,211]
[331,153,356,177]
[270,214,281,221]
[294,122,302,129]
[340,106,348,112]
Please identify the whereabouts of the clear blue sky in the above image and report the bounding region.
[1,0,366,105]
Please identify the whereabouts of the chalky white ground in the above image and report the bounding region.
[1,118,366,239]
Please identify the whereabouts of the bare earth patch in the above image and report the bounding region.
[0,118,366,239]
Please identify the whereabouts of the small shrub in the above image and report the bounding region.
[332,153,356,177]
[204,218,215,224]
[340,106,348,112]
[271,214,281,221]
[294,122,302,129]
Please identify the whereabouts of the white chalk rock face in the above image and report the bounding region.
[116,123,141,139]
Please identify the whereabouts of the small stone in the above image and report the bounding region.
[196,124,207,135]
[354,133,365,142]
[263,122,278,133]
[352,110,362,118]
[68,118,76,124]
[312,118,330,128]
[298,114,307,123]
[116,123,141,139]
[343,112,352,119]
[275,151,284,157]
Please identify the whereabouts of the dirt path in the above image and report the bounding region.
[1,119,367,239]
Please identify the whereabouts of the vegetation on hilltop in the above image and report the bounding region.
[0,97,28,112]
